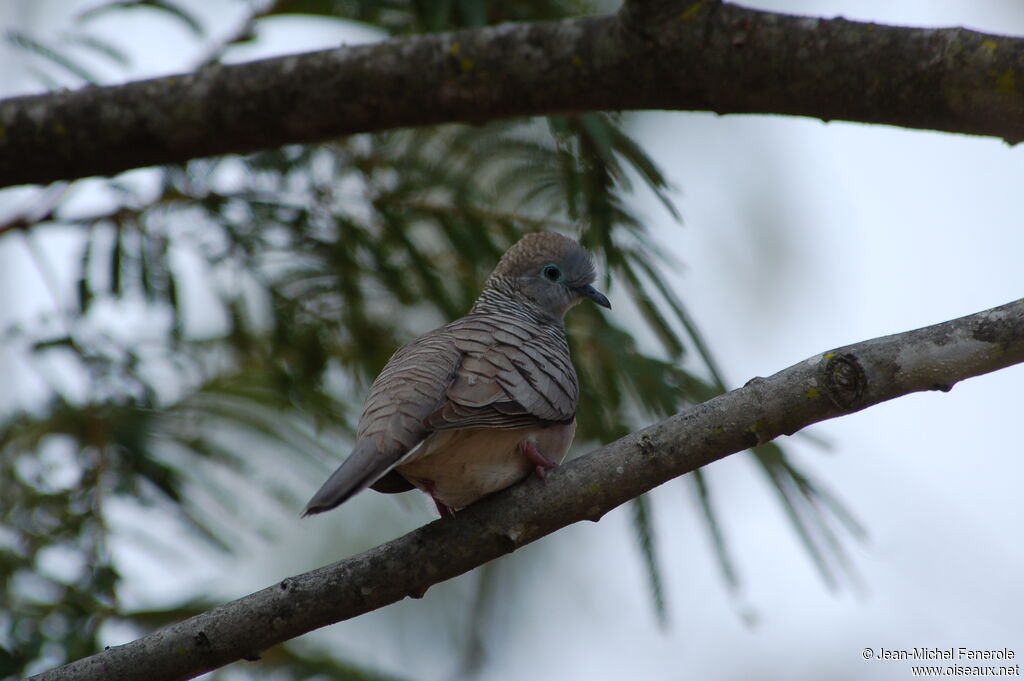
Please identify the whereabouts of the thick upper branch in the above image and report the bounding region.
[2,1,1023,188]
[30,297,1024,681]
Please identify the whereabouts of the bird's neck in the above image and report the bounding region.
[471,283,564,329]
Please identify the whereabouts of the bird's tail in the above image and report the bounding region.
[301,440,396,516]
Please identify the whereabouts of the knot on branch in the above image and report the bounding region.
[973,311,1021,348]
[618,0,720,46]
[822,352,866,410]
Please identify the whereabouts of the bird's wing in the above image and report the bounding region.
[302,313,579,515]
[302,328,462,515]
[424,313,578,431]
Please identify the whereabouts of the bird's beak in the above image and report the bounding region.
[576,284,611,309]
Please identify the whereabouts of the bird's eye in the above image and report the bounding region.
[542,264,562,282]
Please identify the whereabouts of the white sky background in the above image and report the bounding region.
[2,1,1023,680]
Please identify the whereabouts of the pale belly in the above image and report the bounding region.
[396,421,576,509]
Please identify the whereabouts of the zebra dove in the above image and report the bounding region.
[302,232,610,517]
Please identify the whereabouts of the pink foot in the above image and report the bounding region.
[433,497,455,518]
[522,440,557,479]
[417,478,455,517]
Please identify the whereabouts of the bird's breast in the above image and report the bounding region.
[396,421,576,510]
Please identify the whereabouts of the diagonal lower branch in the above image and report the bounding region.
[30,297,1024,681]
[2,1,1024,188]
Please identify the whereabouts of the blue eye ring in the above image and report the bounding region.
[542,264,562,282]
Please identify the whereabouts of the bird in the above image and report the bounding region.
[302,232,610,517]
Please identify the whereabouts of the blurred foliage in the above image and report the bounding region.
[0,0,862,679]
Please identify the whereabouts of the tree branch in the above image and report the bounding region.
[30,297,1024,681]
[2,1,1023,188]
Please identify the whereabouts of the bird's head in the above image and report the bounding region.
[479,232,611,322]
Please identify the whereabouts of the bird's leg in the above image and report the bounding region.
[522,440,557,479]
[434,499,455,517]
[419,478,456,517]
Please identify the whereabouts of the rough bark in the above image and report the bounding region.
[29,297,1024,681]
[1,1,1023,188]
